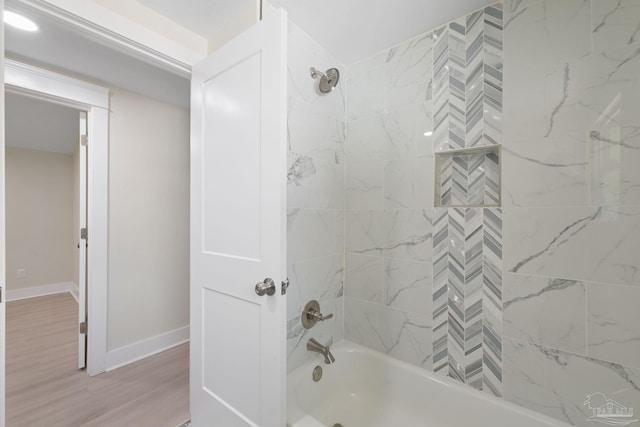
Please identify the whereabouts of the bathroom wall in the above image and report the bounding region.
[108,89,190,352]
[342,28,435,370]
[286,21,346,372]
[342,0,640,426]
[501,0,640,425]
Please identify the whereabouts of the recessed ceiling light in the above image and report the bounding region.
[4,11,38,32]
[424,131,433,137]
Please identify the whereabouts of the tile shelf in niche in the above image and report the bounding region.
[434,144,502,208]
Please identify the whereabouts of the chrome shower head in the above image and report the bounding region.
[310,66,340,94]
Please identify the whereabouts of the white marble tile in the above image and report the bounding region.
[382,103,435,209]
[287,209,337,264]
[590,124,640,206]
[502,137,589,207]
[504,0,591,73]
[346,159,385,210]
[344,297,432,370]
[504,206,640,287]
[334,210,345,255]
[587,282,640,370]
[415,153,435,209]
[344,253,384,303]
[286,18,346,375]
[384,32,434,108]
[544,51,640,142]
[287,258,344,373]
[503,0,590,142]
[502,55,546,143]
[386,209,433,262]
[345,209,433,262]
[287,144,344,210]
[332,296,344,342]
[287,21,346,114]
[503,273,586,354]
[287,254,344,322]
[287,24,345,211]
[346,53,386,121]
[384,157,416,209]
[503,337,640,427]
[345,115,387,210]
[384,258,432,316]
[592,0,640,54]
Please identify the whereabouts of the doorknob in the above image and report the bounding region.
[255,278,276,296]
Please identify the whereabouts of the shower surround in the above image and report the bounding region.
[288,0,640,426]
[343,1,505,396]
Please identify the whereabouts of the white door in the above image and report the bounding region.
[78,112,88,369]
[190,9,288,427]
[0,4,6,426]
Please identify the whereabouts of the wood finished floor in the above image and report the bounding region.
[6,293,190,427]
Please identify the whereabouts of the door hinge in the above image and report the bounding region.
[0,286,2,303]
[81,228,88,240]
[281,278,290,295]
[81,135,88,146]
[79,321,87,334]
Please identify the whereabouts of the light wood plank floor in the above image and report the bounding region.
[6,293,190,427]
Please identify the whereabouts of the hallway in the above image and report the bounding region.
[6,293,189,427]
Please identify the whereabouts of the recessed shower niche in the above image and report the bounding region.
[434,145,501,208]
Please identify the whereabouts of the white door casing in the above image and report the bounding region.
[190,9,288,427]
[78,111,88,369]
[3,59,109,377]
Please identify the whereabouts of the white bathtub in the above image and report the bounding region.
[287,341,570,427]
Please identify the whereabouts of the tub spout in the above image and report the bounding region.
[307,338,336,364]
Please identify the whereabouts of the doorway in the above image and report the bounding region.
[4,91,87,360]
[4,59,109,376]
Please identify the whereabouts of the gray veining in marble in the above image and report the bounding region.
[593,0,640,54]
[504,206,640,287]
[587,282,640,370]
[504,274,586,354]
[503,336,640,427]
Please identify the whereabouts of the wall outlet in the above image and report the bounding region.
[16,268,26,279]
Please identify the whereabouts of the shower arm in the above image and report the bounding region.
[309,67,325,79]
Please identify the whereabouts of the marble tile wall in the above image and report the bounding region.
[286,22,345,372]
[288,0,640,425]
[343,28,435,371]
[343,1,504,395]
[502,0,640,425]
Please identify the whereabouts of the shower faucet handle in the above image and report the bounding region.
[301,300,333,329]
[309,311,333,321]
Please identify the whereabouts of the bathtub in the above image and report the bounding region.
[287,341,570,427]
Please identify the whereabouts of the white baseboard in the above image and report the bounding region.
[105,326,189,372]
[7,282,79,303]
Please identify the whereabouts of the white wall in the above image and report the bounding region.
[5,147,75,290]
[72,140,80,294]
[107,89,189,352]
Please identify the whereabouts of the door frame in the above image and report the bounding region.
[4,59,109,376]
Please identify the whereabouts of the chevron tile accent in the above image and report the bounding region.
[483,208,502,396]
[433,208,450,374]
[432,2,503,396]
[483,3,504,147]
[449,19,467,151]
[433,18,467,152]
[433,207,503,396]
[466,9,484,148]
[433,25,450,152]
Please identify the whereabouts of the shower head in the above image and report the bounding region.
[310,67,340,94]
